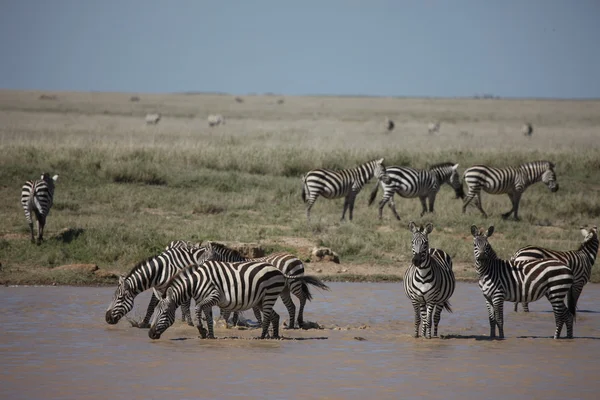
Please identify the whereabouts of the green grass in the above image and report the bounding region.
[1,91,599,285]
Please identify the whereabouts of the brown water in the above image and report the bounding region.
[1,283,599,400]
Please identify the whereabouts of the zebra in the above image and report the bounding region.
[428,122,440,134]
[511,225,598,313]
[471,225,576,339]
[302,158,390,221]
[522,123,533,137]
[148,261,330,340]
[208,114,225,127]
[368,162,464,220]
[201,241,329,329]
[462,160,559,221]
[404,222,455,338]
[145,113,161,125]
[105,244,207,328]
[21,173,59,244]
[164,240,202,251]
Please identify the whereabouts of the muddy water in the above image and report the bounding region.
[1,283,599,400]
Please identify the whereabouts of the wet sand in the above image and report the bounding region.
[1,283,599,399]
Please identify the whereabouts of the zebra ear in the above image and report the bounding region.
[52,175,59,181]
[424,223,434,234]
[408,221,418,233]
[486,226,495,237]
[581,227,590,238]
[377,158,384,165]
[470,225,479,237]
[452,164,459,170]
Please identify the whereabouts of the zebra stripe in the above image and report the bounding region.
[164,240,202,251]
[105,245,207,328]
[148,261,329,339]
[471,225,575,339]
[403,222,455,338]
[301,158,389,221]
[368,162,464,220]
[202,241,329,328]
[21,173,58,244]
[511,226,598,313]
[462,160,559,220]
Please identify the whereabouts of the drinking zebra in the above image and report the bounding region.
[302,158,390,221]
[201,241,329,329]
[368,162,464,220]
[105,244,207,328]
[462,160,558,220]
[511,225,598,312]
[148,261,330,340]
[21,173,59,244]
[471,225,575,339]
[404,222,455,338]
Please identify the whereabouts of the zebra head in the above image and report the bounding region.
[41,173,59,186]
[449,164,465,199]
[105,276,135,325]
[542,163,559,192]
[148,287,178,340]
[471,225,495,264]
[374,158,392,185]
[409,221,433,266]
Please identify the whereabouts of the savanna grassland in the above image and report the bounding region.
[0,90,599,285]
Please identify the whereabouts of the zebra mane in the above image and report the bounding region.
[124,253,164,280]
[519,160,554,170]
[207,241,246,259]
[428,162,455,170]
[161,264,196,294]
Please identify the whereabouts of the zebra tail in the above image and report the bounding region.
[367,180,380,206]
[300,282,313,302]
[286,274,330,296]
[301,175,308,203]
[567,287,577,323]
[443,301,453,313]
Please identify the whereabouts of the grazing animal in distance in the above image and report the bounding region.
[428,122,440,134]
[145,113,161,125]
[404,222,455,338]
[522,123,533,137]
[511,226,598,312]
[386,118,395,132]
[21,173,58,244]
[471,225,575,339]
[301,158,390,221]
[208,114,225,127]
[462,160,558,220]
[368,162,464,220]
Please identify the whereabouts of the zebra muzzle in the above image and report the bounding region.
[148,327,161,340]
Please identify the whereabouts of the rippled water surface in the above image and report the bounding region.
[2,283,600,399]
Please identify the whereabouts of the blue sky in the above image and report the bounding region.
[1,0,599,98]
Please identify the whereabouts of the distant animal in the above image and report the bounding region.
[199,241,330,329]
[38,94,57,101]
[511,226,598,313]
[21,173,58,244]
[386,118,395,132]
[130,96,141,102]
[522,123,533,137]
[471,225,575,339]
[105,244,208,328]
[302,158,390,221]
[148,261,328,340]
[368,162,464,220]
[404,222,455,338]
[462,160,558,220]
[277,99,285,105]
[428,122,440,134]
[235,97,244,103]
[208,114,225,127]
[145,113,161,125]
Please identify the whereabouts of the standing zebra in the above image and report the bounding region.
[462,160,558,220]
[201,241,329,329]
[301,158,389,221]
[368,162,464,220]
[471,225,575,339]
[148,261,330,340]
[511,225,598,313]
[404,222,455,338]
[21,173,59,244]
[105,244,207,328]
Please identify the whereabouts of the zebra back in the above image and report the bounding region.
[428,162,464,198]
[21,173,58,216]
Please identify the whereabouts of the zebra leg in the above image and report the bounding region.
[522,302,530,312]
[411,301,422,338]
[387,196,401,220]
[512,192,523,221]
[428,192,437,213]
[305,197,317,221]
[140,292,160,328]
[204,307,216,339]
[280,288,297,329]
[269,310,281,339]
[570,283,584,311]
[420,305,427,337]
[194,304,208,338]
[493,297,505,339]
[377,192,392,220]
[341,194,350,221]
[419,196,428,217]
[462,190,476,213]
[474,193,488,218]
[28,220,35,243]
[433,304,443,337]
[253,307,263,325]
[181,299,194,326]
[36,214,46,244]
[293,283,307,327]
[425,304,434,339]
[485,299,497,338]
